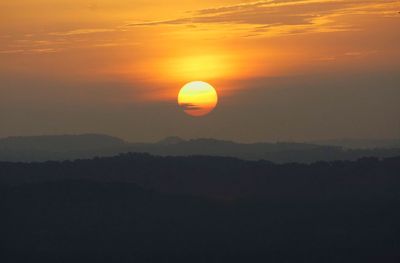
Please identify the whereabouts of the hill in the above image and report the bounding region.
[1,134,400,163]
[311,138,400,149]
[1,154,400,262]
[1,153,399,199]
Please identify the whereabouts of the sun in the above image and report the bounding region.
[178,81,218,117]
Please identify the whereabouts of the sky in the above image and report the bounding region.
[1,0,399,142]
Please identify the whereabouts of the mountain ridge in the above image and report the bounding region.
[1,134,399,163]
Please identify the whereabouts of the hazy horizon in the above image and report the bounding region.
[1,132,400,145]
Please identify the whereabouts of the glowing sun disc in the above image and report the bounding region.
[178,81,218,117]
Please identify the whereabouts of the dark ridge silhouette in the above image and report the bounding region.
[1,134,400,163]
[311,138,400,149]
[0,134,125,151]
[1,153,400,199]
[157,136,186,145]
[1,154,400,262]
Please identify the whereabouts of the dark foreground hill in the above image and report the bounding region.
[1,154,400,262]
[1,134,400,163]
[1,153,400,199]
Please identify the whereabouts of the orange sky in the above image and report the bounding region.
[1,0,399,141]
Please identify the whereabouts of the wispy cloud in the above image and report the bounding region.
[2,0,398,55]
[180,103,202,111]
[0,49,25,54]
[0,48,58,54]
[126,0,400,36]
[49,28,115,36]
[0,28,120,55]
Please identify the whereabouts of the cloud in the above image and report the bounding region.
[0,28,121,55]
[193,0,271,15]
[2,0,398,55]
[127,19,192,27]
[0,49,25,54]
[0,37,65,55]
[0,48,58,54]
[179,103,202,111]
[49,28,115,36]
[126,0,400,36]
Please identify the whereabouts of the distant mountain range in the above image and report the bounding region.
[0,134,399,163]
[311,138,400,149]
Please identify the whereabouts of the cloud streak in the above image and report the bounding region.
[49,28,115,36]
[0,48,58,54]
[1,0,398,55]
[179,103,202,111]
[126,0,400,36]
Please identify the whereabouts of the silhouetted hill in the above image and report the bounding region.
[1,134,400,163]
[157,136,186,145]
[1,155,400,262]
[1,153,400,199]
[312,138,400,149]
[0,134,125,150]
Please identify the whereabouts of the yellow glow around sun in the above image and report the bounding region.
[164,54,233,81]
[178,81,218,117]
